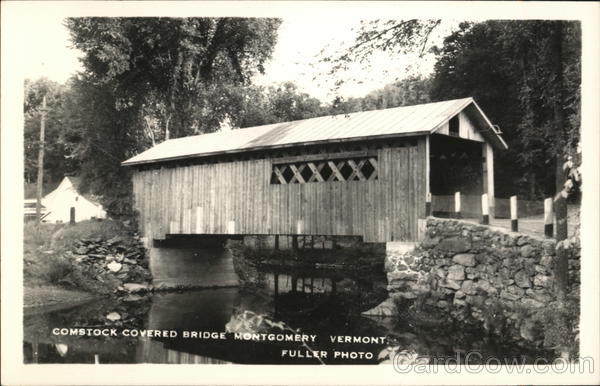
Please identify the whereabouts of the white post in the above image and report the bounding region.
[485,143,495,219]
[454,192,461,218]
[481,193,489,225]
[426,192,432,217]
[510,195,518,232]
[544,198,554,238]
[296,219,304,234]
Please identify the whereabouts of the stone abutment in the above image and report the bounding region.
[364,217,581,346]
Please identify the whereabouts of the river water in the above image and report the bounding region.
[23,247,553,365]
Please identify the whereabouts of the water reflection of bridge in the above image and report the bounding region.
[23,283,336,364]
[24,338,231,365]
[264,272,336,295]
[138,339,231,364]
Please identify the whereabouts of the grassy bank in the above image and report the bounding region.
[24,286,97,312]
[23,219,142,307]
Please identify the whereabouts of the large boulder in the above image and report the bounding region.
[388,271,419,281]
[441,279,462,290]
[452,253,476,267]
[500,290,521,302]
[520,298,544,308]
[507,285,525,297]
[384,257,397,272]
[421,235,441,249]
[361,298,398,316]
[514,270,532,288]
[123,282,151,293]
[106,312,121,321]
[434,237,471,253]
[447,265,465,281]
[460,280,477,295]
[476,279,497,295]
[534,274,552,288]
[520,245,535,258]
[107,261,122,273]
[539,255,553,267]
[527,289,554,304]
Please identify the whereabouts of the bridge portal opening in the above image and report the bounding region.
[429,134,484,218]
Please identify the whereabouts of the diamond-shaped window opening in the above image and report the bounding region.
[362,160,376,180]
[300,164,313,182]
[320,162,333,181]
[282,165,294,182]
[271,157,378,184]
[340,161,353,180]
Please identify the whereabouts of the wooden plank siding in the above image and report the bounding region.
[434,111,485,142]
[132,141,427,243]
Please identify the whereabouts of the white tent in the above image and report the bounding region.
[42,177,106,223]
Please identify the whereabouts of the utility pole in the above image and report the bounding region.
[36,96,48,224]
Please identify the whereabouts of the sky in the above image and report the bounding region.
[21,16,452,103]
[252,17,444,102]
[21,16,83,86]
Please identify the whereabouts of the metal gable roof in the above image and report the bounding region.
[122,97,507,166]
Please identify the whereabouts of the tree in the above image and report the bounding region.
[234,82,326,128]
[429,22,532,198]
[24,78,72,186]
[321,19,441,93]
[62,17,282,216]
[66,17,281,141]
[431,21,580,198]
[328,76,432,115]
[324,19,581,299]
[57,76,140,215]
[265,82,326,122]
[237,77,431,128]
[431,21,581,299]
[324,19,580,201]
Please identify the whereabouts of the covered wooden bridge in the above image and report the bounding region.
[122,97,507,244]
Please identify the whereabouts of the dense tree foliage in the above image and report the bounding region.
[61,77,140,215]
[327,19,580,201]
[24,76,140,212]
[430,21,581,199]
[36,17,282,216]
[328,76,431,115]
[237,82,327,127]
[234,77,431,127]
[24,79,70,184]
[66,17,281,141]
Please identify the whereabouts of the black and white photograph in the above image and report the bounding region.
[2,1,599,385]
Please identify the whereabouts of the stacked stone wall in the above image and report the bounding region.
[378,218,580,342]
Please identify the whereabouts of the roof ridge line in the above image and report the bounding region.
[122,97,502,166]
[162,97,475,144]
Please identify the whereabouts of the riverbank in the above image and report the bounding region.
[23,219,152,308]
[24,285,98,314]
